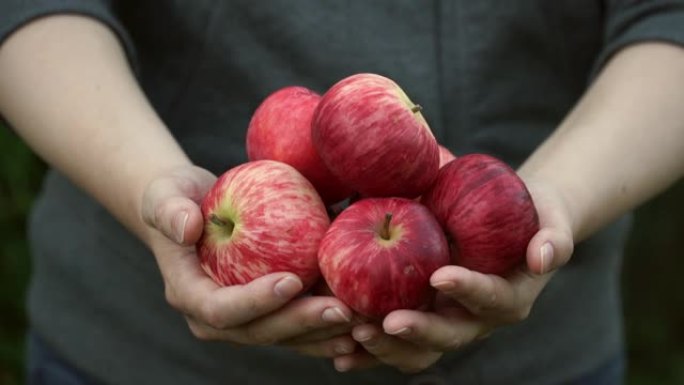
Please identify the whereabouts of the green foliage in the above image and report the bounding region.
[0,126,45,385]
[0,121,682,384]
[623,180,684,385]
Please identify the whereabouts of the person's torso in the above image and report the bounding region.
[29,2,630,384]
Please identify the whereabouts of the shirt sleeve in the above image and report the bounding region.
[0,0,137,68]
[593,0,684,73]
[0,0,137,129]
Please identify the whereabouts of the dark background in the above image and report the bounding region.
[0,126,683,385]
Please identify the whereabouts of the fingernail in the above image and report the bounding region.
[274,276,303,298]
[174,212,188,244]
[322,307,351,323]
[540,242,554,274]
[353,329,374,343]
[334,360,350,372]
[353,330,378,348]
[334,343,354,355]
[432,280,455,292]
[386,327,411,336]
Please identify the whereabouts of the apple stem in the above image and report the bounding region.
[380,213,393,240]
[411,104,423,113]
[210,214,235,236]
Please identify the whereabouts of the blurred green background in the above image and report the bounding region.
[0,126,683,385]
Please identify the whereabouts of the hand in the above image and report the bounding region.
[141,165,357,358]
[333,178,575,373]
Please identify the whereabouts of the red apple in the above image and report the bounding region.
[318,197,450,319]
[197,160,330,288]
[438,144,457,168]
[312,73,440,199]
[246,86,353,205]
[422,154,539,276]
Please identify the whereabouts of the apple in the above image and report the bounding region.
[438,144,457,168]
[246,86,353,205]
[196,160,330,288]
[312,73,440,199]
[318,197,450,319]
[422,154,539,276]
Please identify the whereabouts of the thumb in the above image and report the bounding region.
[522,179,575,275]
[141,166,216,246]
[526,225,574,275]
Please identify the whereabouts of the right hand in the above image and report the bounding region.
[141,165,358,358]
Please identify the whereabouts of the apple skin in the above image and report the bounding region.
[438,144,457,168]
[318,197,450,319]
[197,160,330,288]
[421,154,539,276]
[246,86,353,205]
[312,73,440,199]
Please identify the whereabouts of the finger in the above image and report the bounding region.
[287,335,357,358]
[239,296,353,344]
[185,315,242,343]
[381,309,486,352]
[333,351,382,373]
[141,167,216,245]
[166,253,304,329]
[187,311,353,350]
[432,264,550,322]
[351,324,442,373]
[188,314,349,347]
[429,265,517,316]
[280,303,368,345]
[281,323,355,345]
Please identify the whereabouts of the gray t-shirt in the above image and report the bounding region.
[2,1,684,384]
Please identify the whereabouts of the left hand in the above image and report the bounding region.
[332,178,575,373]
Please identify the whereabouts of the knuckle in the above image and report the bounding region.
[174,175,195,195]
[241,294,263,316]
[141,180,163,225]
[245,325,276,346]
[200,299,227,329]
[330,339,353,356]
[164,285,181,310]
[154,200,172,229]
[561,239,575,265]
[188,321,213,341]
[486,291,498,310]
[480,277,500,310]
[472,292,498,314]
[295,314,320,333]
[439,337,462,352]
[511,305,532,322]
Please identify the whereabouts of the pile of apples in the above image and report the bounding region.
[196,73,539,319]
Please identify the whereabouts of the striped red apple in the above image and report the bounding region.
[196,160,330,288]
[312,73,440,199]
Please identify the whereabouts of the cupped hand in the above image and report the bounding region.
[141,165,357,358]
[333,178,575,373]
